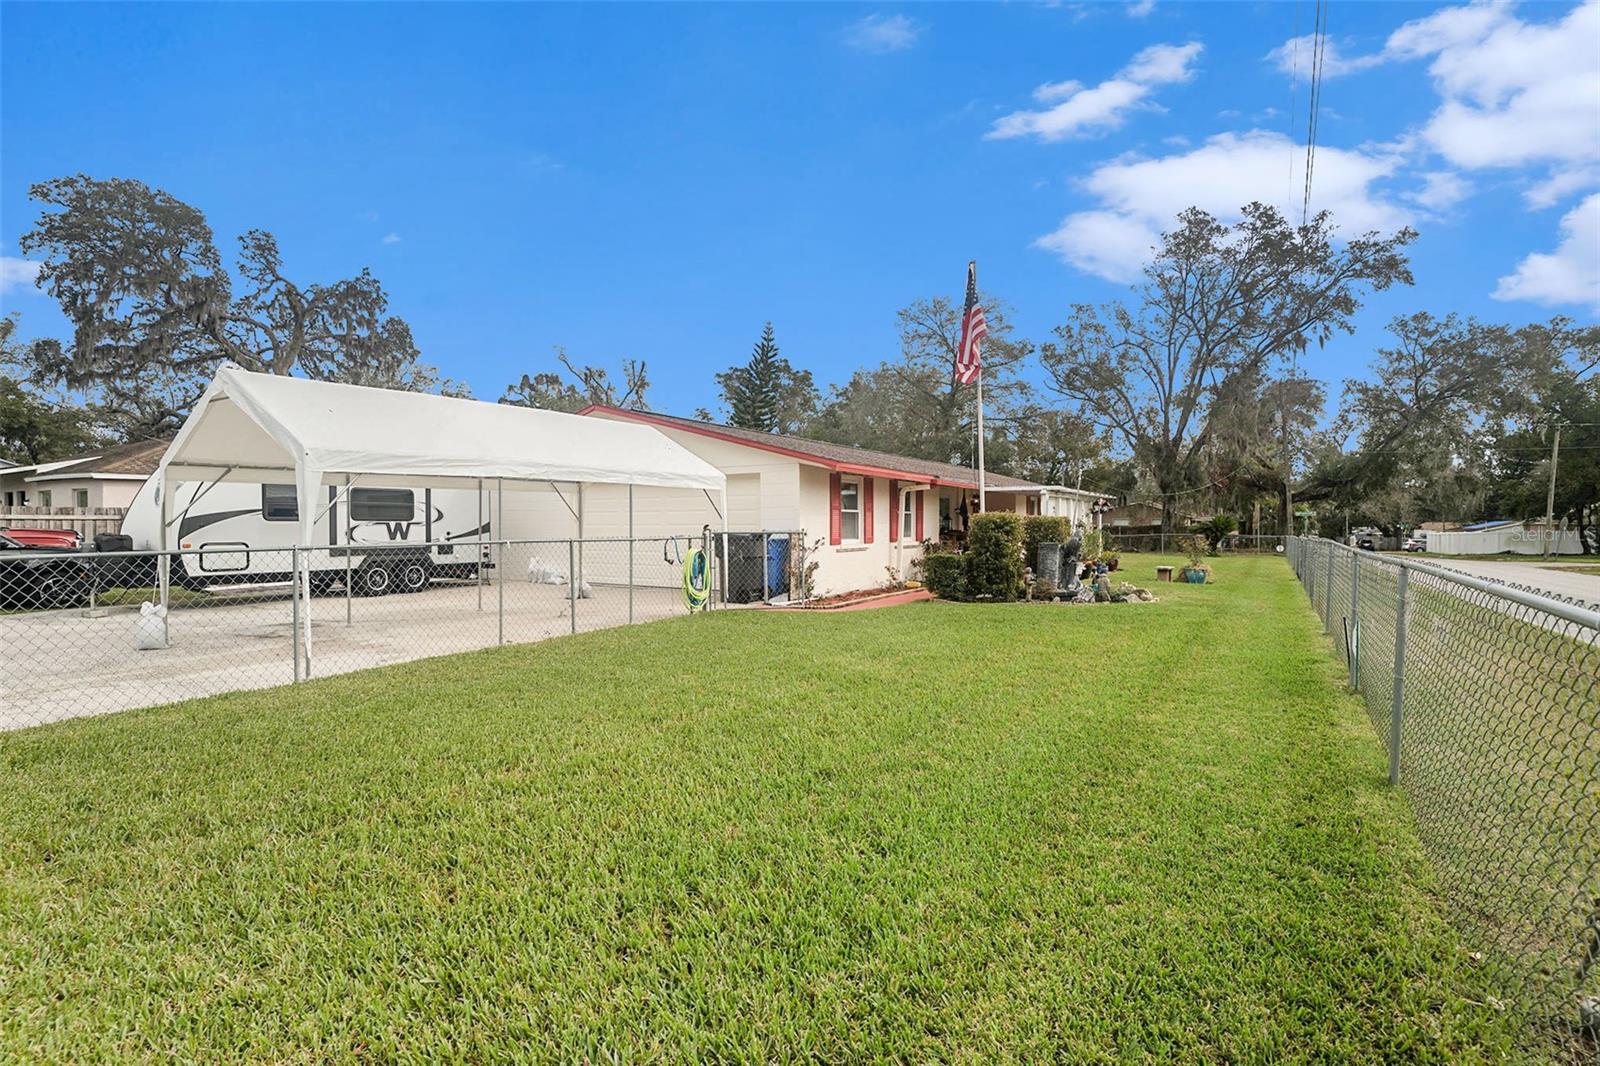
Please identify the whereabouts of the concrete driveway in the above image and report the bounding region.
[2,579,694,731]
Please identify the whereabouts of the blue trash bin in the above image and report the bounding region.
[766,535,791,597]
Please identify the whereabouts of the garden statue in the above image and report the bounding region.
[1060,534,1083,598]
[1036,542,1061,591]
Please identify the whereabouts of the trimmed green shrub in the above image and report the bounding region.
[1022,515,1072,574]
[920,553,967,600]
[965,512,1024,601]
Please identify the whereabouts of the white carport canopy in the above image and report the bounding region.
[154,366,727,660]
[158,365,727,548]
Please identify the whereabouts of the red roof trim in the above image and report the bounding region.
[578,405,999,490]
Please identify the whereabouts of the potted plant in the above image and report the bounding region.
[1102,547,1121,572]
[1177,535,1211,584]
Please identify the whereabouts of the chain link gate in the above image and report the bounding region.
[1288,536,1600,1056]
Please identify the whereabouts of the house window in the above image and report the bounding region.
[838,478,862,543]
[350,488,414,522]
[901,491,916,540]
[262,484,299,522]
[74,489,89,509]
[38,490,52,508]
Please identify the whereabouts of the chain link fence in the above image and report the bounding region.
[2,532,804,731]
[1288,536,1599,1056]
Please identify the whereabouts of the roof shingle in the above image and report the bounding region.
[582,407,1041,491]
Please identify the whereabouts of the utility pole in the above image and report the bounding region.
[1543,422,1562,559]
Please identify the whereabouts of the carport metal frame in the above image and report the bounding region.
[154,467,727,680]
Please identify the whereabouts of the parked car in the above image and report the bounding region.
[1357,536,1377,551]
[1,527,83,549]
[0,532,93,609]
[1402,537,1425,552]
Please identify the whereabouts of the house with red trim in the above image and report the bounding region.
[578,407,1101,597]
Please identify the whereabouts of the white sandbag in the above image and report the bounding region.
[528,561,567,585]
[134,601,169,650]
[577,581,594,599]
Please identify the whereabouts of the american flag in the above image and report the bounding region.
[954,261,987,385]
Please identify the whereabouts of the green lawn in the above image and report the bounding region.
[0,556,1545,1062]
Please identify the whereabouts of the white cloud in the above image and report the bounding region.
[1125,0,1155,18]
[1033,130,1410,281]
[1493,193,1600,312]
[1526,166,1600,210]
[844,14,919,54]
[988,41,1202,142]
[1388,0,1600,173]
[1409,170,1472,212]
[381,232,402,245]
[1267,34,1386,80]
[0,256,42,295]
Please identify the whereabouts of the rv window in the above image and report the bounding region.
[261,484,299,522]
[351,488,414,522]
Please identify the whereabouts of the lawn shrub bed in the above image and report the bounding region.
[964,512,1024,601]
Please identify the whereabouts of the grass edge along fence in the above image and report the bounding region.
[1287,536,1600,1058]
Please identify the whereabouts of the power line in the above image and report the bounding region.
[1301,0,1329,228]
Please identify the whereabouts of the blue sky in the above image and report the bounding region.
[2,1,1596,418]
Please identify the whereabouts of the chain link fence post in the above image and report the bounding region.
[1348,549,1361,688]
[568,539,577,634]
[1323,539,1335,632]
[1388,564,1409,786]
[291,547,302,683]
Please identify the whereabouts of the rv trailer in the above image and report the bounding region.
[121,478,489,595]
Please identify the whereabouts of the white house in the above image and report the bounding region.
[0,438,168,511]
[573,407,1102,597]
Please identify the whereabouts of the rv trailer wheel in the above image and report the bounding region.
[356,563,394,597]
[397,561,430,593]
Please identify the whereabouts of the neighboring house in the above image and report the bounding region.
[1424,518,1583,555]
[0,439,169,511]
[576,407,1102,596]
[1100,501,1207,530]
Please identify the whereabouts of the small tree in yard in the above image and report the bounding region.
[965,512,1025,601]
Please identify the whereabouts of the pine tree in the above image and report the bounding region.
[724,322,783,432]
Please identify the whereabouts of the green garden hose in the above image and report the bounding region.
[682,546,710,611]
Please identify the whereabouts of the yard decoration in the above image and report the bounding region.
[1022,516,1072,578]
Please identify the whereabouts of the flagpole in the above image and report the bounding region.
[971,259,986,513]
[975,362,986,514]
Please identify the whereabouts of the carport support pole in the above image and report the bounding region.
[157,476,171,646]
[628,484,635,624]
[577,483,585,587]
[497,478,504,646]
[1388,565,1410,786]
[344,475,353,625]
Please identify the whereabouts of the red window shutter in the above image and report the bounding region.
[863,478,875,544]
[915,491,925,541]
[889,480,899,539]
[829,472,842,545]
